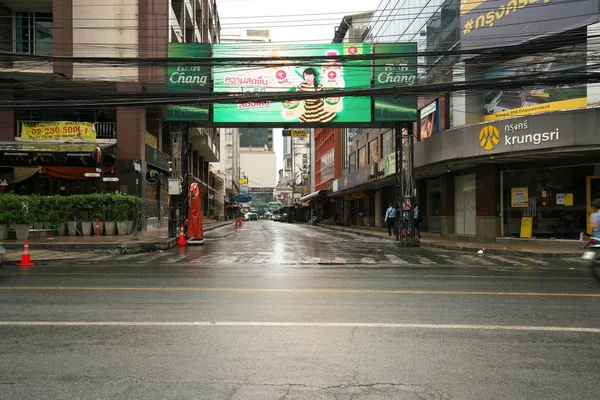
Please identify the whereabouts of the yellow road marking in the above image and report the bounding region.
[1,286,600,297]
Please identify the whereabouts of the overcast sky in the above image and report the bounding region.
[216,0,382,174]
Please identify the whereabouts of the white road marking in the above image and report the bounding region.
[333,257,347,264]
[1,321,599,333]
[518,257,549,265]
[385,254,407,264]
[417,257,436,265]
[488,255,524,266]
[461,255,495,266]
[361,257,377,264]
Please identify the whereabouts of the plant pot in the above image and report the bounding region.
[127,221,134,235]
[80,221,93,236]
[15,224,30,241]
[56,223,67,236]
[33,222,44,230]
[67,221,78,236]
[0,224,8,240]
[117,221,129,236]
[104,221,116,236]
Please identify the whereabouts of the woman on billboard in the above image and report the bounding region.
[294,68,336,123]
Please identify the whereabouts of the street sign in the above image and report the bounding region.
[103,177,119,182]
[84,173,101,178]
[291,129,308,138]
[133,160,142,173]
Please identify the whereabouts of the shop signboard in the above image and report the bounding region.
[21,121,97,142]
[484,44,587,121]
[146,145,171,172]
[213,43,372,124]
[460,0,600,51]
[166,43,211,121]
[373,42,417,122]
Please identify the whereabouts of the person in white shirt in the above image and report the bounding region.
[384,203,397,236]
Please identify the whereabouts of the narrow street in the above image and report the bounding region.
[1,221,599,399]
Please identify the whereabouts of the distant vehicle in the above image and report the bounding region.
[246,212,258,221]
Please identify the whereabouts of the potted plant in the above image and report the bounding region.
[13,196,36,240]
[113,196,134,236]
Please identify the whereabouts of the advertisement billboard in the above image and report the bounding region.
[484,45,587,121]
[373,42,418,121]
[166,43,211,121]
[419,101,438,140]
[461,0,600,51]
[213,43,372,123]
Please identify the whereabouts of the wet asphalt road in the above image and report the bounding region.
[1,220,600,399]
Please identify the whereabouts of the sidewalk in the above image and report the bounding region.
[318,223,585,258]
[2,220,233,260]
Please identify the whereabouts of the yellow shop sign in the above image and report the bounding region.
[21,121,97,142]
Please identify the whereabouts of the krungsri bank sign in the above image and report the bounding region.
[479,119,561,151]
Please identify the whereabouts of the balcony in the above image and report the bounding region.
[16,121,116,141]
[190,127,219,162]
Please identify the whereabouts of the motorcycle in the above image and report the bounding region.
[310,216,319,226]
[581,235,600,280]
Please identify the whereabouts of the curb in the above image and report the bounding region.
[317,224,583,259]
[2,221,233,263]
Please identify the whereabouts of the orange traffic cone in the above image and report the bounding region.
[176,224,187,247]
[17,240,35,267]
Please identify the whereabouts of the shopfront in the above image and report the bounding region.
[414,108,600,242]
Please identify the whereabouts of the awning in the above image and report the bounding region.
[299,189,327,202]
[0,141,116,167]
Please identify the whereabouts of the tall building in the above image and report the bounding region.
[329,0,600,242]
[210,127,240,219]
[239,128,273,151]
[0,0,221,230]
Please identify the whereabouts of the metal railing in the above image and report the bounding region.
[16,121,117,140]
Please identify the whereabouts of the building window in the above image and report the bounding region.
[358,146,367,169]
[319,149,334,183]
[369,138,379,164]
[382,129,393,156]
[15,12,53,55]
[349,152,356,173]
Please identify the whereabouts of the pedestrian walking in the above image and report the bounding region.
[384,203,397,236]
[414,205,421,238]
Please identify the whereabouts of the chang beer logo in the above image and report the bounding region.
[377,57,416,85]
[479,125,501,151]
[169,58,209,87]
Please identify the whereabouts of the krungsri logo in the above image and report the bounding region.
[479,125,500,151]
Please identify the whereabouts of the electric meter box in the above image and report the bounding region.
[168,178,182,195]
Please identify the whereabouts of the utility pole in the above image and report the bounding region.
[291,134,295,205]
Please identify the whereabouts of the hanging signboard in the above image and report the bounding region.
[21,121,97,142]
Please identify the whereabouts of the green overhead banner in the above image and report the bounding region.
[166,42,418,124]
[213,43,372,124]
[373,42,418,122]
[166,43,211,121]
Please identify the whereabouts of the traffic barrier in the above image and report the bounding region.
[176,224,187,247]
[17,240,35,267]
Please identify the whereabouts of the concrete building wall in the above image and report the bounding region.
[72,0,139,81]
[240,151,277,188]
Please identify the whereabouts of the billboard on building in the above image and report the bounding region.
[484,44,587,121]
[460,0,600,51]
[373,42,418,121]
[166,43,211,121]
[213,43,372,123]
[419,101,438,140]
